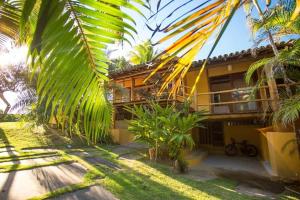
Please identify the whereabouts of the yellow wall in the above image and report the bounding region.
[207,60,253,77]
[184,60,256,111]
[259,133,270,161]
[112,120,134,145]
[185,69,210,111]
[111,129,134,145]
[223,124,262,155]
[266,132,300,180]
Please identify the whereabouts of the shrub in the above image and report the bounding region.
[126,101,206,170]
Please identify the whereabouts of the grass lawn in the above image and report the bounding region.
[0,122,87,150]
[0,122,298,200]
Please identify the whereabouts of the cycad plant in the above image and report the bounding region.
[0,0,145,143]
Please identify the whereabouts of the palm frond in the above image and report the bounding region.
[129,40,156,64]
[273,94,300,126]
[145,0,242,96]
[11,89,37,112]
[279,40,300,66]
[251,0,300,39]
[24,0,141,143]
[291,0,300,20]
[245,57,273,84]
[0,0,22,46]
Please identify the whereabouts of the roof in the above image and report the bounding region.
[109,41,293,79]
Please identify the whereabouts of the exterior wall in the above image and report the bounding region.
[185,69,210,111]
[134,76,145,86]
[207,60,253,77]
[111,129,134,145]
[259,133,270,161]
[223,123,262,155]
[266,132,300,180]
[112,120,134,145]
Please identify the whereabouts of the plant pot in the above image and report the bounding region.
[148,148,156,160]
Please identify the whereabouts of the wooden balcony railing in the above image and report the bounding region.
[111,83,300,115]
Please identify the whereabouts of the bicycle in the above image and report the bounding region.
[225,138,258,157]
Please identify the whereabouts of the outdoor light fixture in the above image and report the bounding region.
[227,64,232,71]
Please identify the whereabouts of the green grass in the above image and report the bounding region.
[1,122,296,200]
[0,122,87,150]
[0,159,73,172]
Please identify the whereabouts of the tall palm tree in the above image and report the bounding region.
[0,0,145,143]
[129,40,157,65]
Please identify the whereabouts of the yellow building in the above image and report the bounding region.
[109,42,300,181]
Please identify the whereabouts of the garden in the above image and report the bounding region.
[0,0,300,199]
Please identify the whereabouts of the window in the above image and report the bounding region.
[213,94,221,103]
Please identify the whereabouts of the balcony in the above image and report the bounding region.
[111,83,299,117]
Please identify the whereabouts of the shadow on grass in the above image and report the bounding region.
[137,160,260,200]
[90,147,260,200]
[22,125,89,150]
[0,127,20,200]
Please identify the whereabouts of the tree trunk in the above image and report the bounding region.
[0,92,11,119]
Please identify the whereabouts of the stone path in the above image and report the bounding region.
[0,147,118,200]
[51,185,118,200]
[0,155,61,166]
[0,163,87,200]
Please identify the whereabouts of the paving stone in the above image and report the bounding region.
[0,150,19,157]
[0,147,15,152]
[0,155,61,166]
[236,183,279,199]
[51,185,118,200]
[22,148,59,153]
[0,162,87,200]
[84,157,121,170]
[69,151,91,157]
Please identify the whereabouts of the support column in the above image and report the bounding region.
[130,77,135,101]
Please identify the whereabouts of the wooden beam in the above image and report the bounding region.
[197,98,273,106]
[130,77,134,101]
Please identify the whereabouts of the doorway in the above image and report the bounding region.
[199,121,224,146]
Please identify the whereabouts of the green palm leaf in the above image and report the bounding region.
[0,0,22,46]
[20,0,141,143]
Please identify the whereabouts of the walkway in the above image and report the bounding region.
[188,154,285,199]
[0,146,118,200]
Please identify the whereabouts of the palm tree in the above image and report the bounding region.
[129,40,157,65]
[244,0,300,124]
[109,56,131,72]
[0,0,144,143]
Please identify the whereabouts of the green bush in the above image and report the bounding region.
[126,101,206,170]
[0,114,21,122]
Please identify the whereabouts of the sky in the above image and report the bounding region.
[109,0,256,59]
[0,0,279,111]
